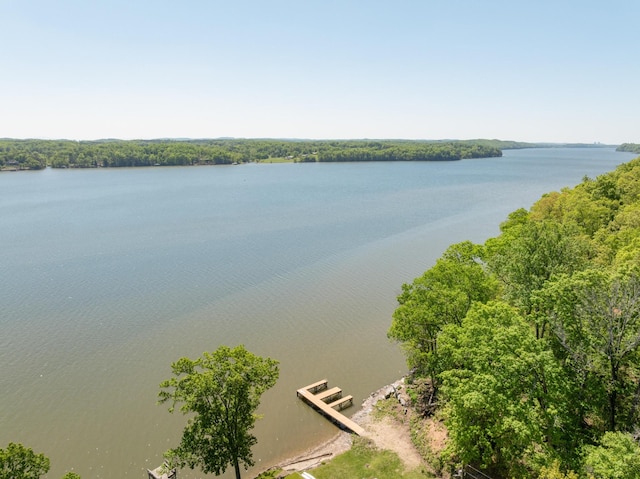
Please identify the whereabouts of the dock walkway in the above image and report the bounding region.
[296,379,364,435]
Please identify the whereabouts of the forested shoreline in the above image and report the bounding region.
[389,155,640,478]
[617,143,640,154]
[0,138,511,170]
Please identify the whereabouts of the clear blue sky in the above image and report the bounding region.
[2,0,638,143]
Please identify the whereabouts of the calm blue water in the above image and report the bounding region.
[0,148,635,478]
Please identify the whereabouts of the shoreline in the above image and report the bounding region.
[273,377,408,474]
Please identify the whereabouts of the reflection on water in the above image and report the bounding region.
[0,148,634,478]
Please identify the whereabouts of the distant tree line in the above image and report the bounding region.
[617,143,640,154]
[316,142,500,162]
[0,138,506,170]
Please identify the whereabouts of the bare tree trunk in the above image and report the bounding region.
[629,378,640,425]
[609,361,618,431]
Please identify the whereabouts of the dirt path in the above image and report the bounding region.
[361,415,423,470]
[277,378,424,474]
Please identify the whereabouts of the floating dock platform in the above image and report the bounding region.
[296,379,364,435]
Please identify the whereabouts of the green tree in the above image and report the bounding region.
[617,143,640,154]
[538,460,579,479]
[538,179,618,238]
[541,270,640,431]
[583,431,640,479]
[438,302,574,477]
[159,345,280,479]
[487,215,590,338]
[388,241,498,386]
[0,443,50,479]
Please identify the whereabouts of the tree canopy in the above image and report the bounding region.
[390,155,640,477]
[158,345,279,479]
[0,443,81,479]
[0,138,504,170]
[438,302,574,477]
[388,241,499,385]
[616,143,640,154]
[0,443,50,479]
[583,431,640,479]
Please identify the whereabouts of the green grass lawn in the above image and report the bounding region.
[284,437,433,479]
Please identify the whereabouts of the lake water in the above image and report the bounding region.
[0,148,636,478]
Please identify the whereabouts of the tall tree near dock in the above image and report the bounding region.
[159,345,279,479]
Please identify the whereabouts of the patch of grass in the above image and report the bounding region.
[254,468,283,478]
[371,397,403,421]
[285,436,432,479]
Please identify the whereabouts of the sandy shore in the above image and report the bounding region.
[274,378,424,474]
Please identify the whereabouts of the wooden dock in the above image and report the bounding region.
[296,379,365,435]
